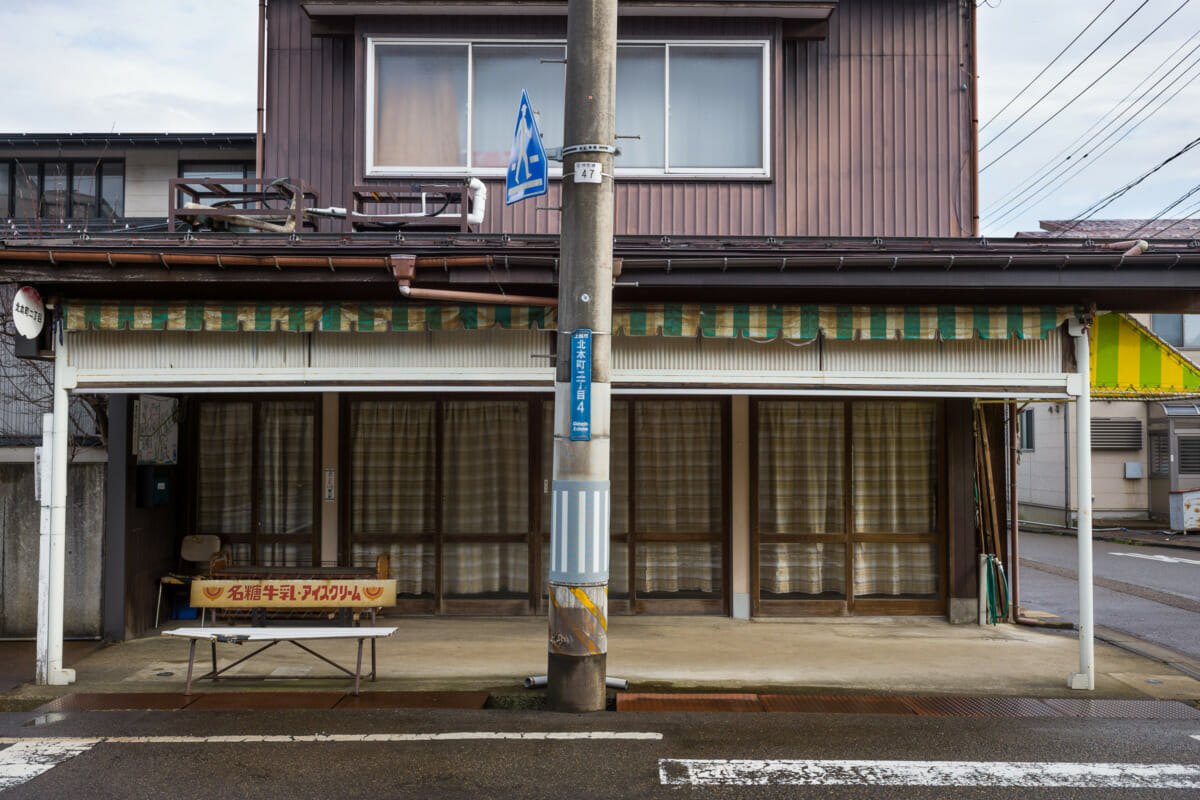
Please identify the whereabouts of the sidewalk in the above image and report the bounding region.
[1022,521,1200,552]
[2,616,1197,709]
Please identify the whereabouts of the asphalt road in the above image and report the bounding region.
[1017,531,1200,662]
[0,707,1197,798]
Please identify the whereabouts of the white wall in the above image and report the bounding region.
[1018,399,1149,522]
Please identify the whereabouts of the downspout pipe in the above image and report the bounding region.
[256,0,266,182]
[1068,318,1095,691]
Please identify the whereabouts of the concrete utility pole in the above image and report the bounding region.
[547,0,618,712]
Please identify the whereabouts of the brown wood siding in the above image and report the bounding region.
[265,1,356,220]
[265,0,971,237]
[782,0,971,236]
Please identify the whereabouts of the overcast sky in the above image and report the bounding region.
[1,0,1198,238]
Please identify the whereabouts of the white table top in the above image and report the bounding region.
[163,626,397,641]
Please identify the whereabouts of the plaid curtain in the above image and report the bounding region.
[756,402,845,595]
[633,400,722,593]
[257,401,315,567]
[852,401,938,596]
[442,400,529,594]
[196,402,252,535]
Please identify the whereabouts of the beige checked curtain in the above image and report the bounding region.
[634,400,722,594]
[196,402,252,537]
[851,401,938,597]
[442,400,529,595]
[258,401,314,566]
[196,401,314,567]
[757,401,846,595]
[350,401,437,595]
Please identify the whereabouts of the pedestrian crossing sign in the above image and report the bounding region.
[506,88,549,205]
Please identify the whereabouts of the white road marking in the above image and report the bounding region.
[1110,552,1200,566]
[0,738,100,790]
[659,759,1200,788]
[0,731,661,745]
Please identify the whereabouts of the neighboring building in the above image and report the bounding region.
[5,1,1200,655]
[1015,220,1200,528]
[0,133,253,638]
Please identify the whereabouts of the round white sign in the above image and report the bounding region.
[12,286,45,339]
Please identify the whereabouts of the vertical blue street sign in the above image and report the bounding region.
[506,89,549,205]
[570,329,592,441]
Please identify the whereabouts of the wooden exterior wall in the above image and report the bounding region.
[265,0,972,238]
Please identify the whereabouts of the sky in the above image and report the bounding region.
[1,0,1198,238]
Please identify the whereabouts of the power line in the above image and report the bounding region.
[985,56,1200,230]
[983,24,1200,216]
[980,0,1119,133]
[982,0,1193,172]
[1052,134,1200,237]
[980,0,1152,153]
[1125,183,1200,236]
[983,36,1200,224]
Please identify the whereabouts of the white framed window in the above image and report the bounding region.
[1018,408,1035,452]
[365,38,770,178]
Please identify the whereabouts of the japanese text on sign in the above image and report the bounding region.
[570,329,592,441]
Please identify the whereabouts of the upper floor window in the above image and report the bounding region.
[2,159,124,220]
[1151,314,1200,348]
[366,39,769,178]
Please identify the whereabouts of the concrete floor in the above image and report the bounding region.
[3,616,1198,704]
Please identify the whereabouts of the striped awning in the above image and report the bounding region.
[63,301,1077,341]
[1091,312,1200,398]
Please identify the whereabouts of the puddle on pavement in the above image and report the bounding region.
[22,712,69,727]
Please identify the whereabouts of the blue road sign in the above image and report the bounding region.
[570,329,592,441]
[506,88,549,205]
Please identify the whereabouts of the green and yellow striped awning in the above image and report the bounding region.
[1091,312,1200,398]
[63,301,1077,341]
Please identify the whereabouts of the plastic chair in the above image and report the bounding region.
[155,534,222,628]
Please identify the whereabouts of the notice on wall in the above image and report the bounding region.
[133,395,179,465]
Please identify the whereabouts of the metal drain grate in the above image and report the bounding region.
[760,695,916,715]
[900,696,1062,717]
[1042,699,1200,719]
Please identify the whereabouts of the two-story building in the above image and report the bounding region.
[6,1,1200,664]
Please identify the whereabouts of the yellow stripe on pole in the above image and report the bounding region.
[569,586,608,632]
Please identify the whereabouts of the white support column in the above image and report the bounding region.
[1068,318,1094,691]
[39,324,76,686]
[35,415,51,685]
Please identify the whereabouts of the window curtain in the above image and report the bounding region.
[757,401,845,595]
[634,400,721,594]
[258,401,314,567]
[851,401,938,596]
[442,400,529,595]
[374,45,467,167]
[350,401,437,595]
[196,402,252,537]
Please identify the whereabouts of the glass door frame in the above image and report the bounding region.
[750,397,947,617]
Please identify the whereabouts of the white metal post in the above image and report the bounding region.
[1068,318,1094,691]
[35,415,51,684]
[41,324,75,686]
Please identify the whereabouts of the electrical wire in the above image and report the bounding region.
[983,0,1193,172]
[1052,134,1200,237]
[980,0,1152,153]
[1124,183,1200,236]
[980,0,1119,133]
[983,27,1200,218]
[984,44,1200,228]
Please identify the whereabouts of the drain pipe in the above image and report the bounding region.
[525,675,628,690]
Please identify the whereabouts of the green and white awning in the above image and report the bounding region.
[63,301,1078,341]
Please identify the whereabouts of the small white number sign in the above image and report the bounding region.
[574,162,602,184]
